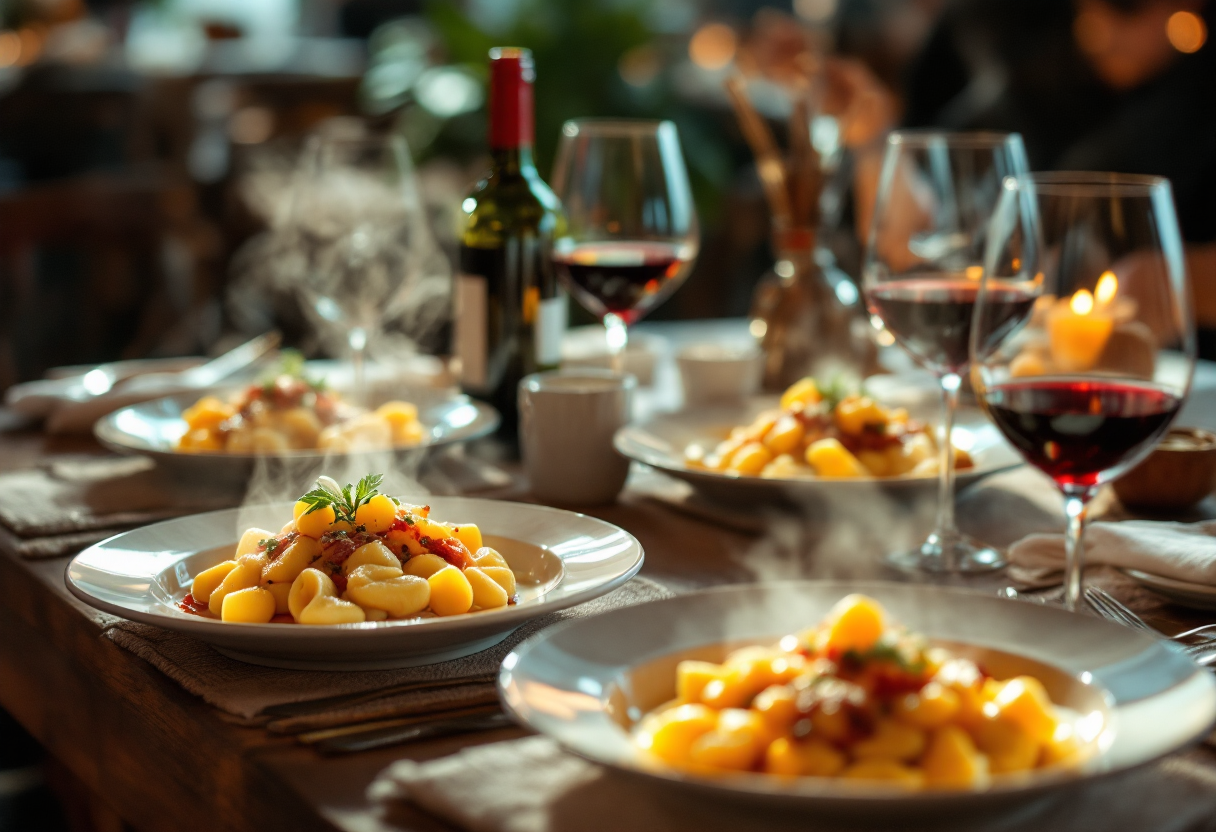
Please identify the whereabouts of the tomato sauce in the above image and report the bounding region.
[178,593,216,618]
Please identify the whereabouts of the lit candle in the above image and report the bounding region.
[1094,270,1118,308]
[1048,288,1114,372]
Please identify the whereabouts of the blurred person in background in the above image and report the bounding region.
[822,0,1215,354]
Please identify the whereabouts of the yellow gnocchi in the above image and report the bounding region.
[632,595,1088,791]
[686,377,976,479]
[175,361,424,455]
[179,475,521,626]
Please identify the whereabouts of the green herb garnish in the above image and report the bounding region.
[816,372,861,410]
[260,348,328,392]
[296,473,384,525]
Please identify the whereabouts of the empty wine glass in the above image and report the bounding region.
[288,131,437,403]
[862,130,1030,573]
[972,172,1195,610]
[550,120,699,371]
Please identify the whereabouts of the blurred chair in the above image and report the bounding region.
[0,171,217,391]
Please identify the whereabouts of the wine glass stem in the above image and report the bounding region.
[604,313,628,375]
[350,326,368,406]
[1062,493,1091,612]
[933,373,962,560]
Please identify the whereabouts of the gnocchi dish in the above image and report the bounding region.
[634,595,1087,790]
[182,474,519,625]
[176,354,423,454]
[685,377,973,479]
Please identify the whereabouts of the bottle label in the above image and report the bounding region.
[455,273,488,388]
[536,294,566,367]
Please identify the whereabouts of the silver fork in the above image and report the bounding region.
[1084,587,1216,661]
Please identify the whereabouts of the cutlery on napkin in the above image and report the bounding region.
[103,578,674,734]
[1009,520,1216,587]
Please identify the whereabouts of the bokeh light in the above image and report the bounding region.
[414,66,484,118]
[689,23,737,70]
[1166,10,1207,53]
[794,0,838,23]
[0,31,20,68]
[618,44,661,88]
[229,107,275,145]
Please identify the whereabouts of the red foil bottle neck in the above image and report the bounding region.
[488,46,535,150]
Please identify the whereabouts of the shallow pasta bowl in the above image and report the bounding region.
[94,387,499,487]
[614,397,1021,504]
[66,498,643,670]
[499,581,1216,820]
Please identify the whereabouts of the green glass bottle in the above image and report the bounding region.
[454,47,566,446]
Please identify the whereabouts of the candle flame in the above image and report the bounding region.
[1070,288,1095,315]
[1095,271,1118,305]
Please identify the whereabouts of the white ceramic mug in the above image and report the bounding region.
[676,343,763,406]
[518,370,635,506]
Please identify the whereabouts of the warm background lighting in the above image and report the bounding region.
[0,31,20,68]
[618,44,661,88]
[689,23,737,71]
[794,0,838,23]
[1071,288,1095,315]
[1167,10,1207,53]
[1095,271,1119,305]
[228,107,275,145]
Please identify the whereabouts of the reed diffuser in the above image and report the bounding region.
[726,76,875,390]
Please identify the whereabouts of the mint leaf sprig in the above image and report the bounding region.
[297,473,384,525]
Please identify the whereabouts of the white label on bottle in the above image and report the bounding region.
[455,273,487,388]
[536,293,567,367]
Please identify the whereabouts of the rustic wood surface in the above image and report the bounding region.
[2,419,1215,832]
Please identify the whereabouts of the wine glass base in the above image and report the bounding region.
[884,534,1006,575]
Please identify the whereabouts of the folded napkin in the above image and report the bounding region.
[1009,520,1216,587]
[369,736,1216,832]
[105,577,672,733]
[0,456,236,559]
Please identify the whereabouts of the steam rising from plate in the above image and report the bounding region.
[235,447,429,537]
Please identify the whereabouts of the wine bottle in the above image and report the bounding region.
[455,46,566,446]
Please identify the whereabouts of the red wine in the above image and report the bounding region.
[983,379,1180,489]
[867,277,1036,373]
[553,241,692,325]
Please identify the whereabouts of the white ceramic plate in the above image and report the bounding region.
[614,394,1021,503]
[1123,569,1216,611]
[500,581,1216,820]
[94,388,499,486]
[66,498,643,670]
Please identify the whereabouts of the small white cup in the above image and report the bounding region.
[519,370,636,506]
[676,343,763,406]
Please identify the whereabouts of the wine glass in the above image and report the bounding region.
[862,130,1030,573]
[972,172,1195,610]
[288,131,437,403]
[550,120,699,370]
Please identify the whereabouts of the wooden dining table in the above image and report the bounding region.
[3,321,1216,832]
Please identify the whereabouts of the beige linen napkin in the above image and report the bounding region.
[104,577,672,732]
[1009,520,1216,587]
[369,736,1216,832]
[0,456,236,559]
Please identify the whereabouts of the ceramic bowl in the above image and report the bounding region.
[1113,427,1216,511]
[500,581,1216,820]
[94,388,499,487]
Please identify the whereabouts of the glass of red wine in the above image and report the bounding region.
[862,131,1031,574]
[550,120,699,370]
[972,172,1195,610]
